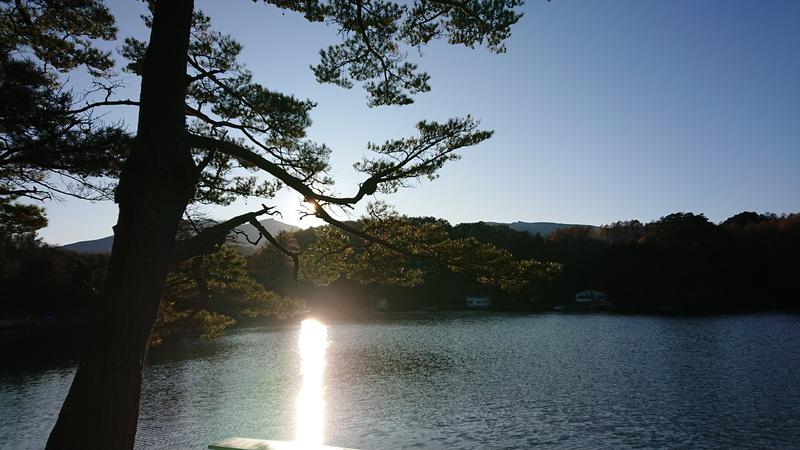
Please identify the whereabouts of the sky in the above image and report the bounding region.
[39,0,800,245]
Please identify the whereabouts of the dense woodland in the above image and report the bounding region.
[2,211,797,341]
[271,210,800,314]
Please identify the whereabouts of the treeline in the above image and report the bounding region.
[0,233,104,324]
[469,211,799,312]
[598,212,799,312]
[251,211,800,313]
[0,234,305,340]
[1,211,798,335]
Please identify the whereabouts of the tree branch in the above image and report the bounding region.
[186,68,225,85]
[248,216,301,287]
[172,205,277,263]
[187,132,361,204]
[187,132,406,206]
[69,99,140,115]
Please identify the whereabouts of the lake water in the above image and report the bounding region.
[2,312,800,449]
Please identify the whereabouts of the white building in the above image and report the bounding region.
[574,290,608,308]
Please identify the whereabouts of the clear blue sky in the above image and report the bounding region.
[40,0,800,245]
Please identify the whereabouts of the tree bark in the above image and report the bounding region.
[46,1,196,448]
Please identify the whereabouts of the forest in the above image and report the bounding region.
[2,210,798,344]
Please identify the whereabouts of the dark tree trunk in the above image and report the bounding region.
[46,1,196,448]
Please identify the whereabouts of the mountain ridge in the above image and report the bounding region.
[60,219,593,253]
[484,221,597,236]
[59,218,299,254]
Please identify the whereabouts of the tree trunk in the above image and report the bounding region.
[46,1,196,448]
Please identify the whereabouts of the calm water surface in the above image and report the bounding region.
[2,313,800,449]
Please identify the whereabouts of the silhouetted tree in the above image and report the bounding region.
[601,219,645,245]
[722,211,766,229]
[0,198,47,236]
[643,212,719,246]
[44,1,529,448]
[154,245,305,345]
[0,0,130,236]
[248,231,301,296]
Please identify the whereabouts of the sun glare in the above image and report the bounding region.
[294,318,328,449]
[304,199,319,213]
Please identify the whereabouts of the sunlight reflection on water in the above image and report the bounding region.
[294,318,328,449]
[5,313,800,449]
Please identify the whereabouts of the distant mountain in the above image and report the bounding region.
[60,236,115,253]
[61,219,591,253]
[60,218,299,254]
[487,221,596,236]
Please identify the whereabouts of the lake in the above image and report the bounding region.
[2,312,800,449]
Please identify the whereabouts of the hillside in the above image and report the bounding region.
[60,219,594,253]
[59,236,115,253]
[487,221,596,236]
[60,218,299,254]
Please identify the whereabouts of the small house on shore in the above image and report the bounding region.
[574,290,609,309]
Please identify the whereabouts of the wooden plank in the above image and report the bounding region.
[209,437,358,450]
[209,437,274,450]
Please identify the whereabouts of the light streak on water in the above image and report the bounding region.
[294,318,328,449]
